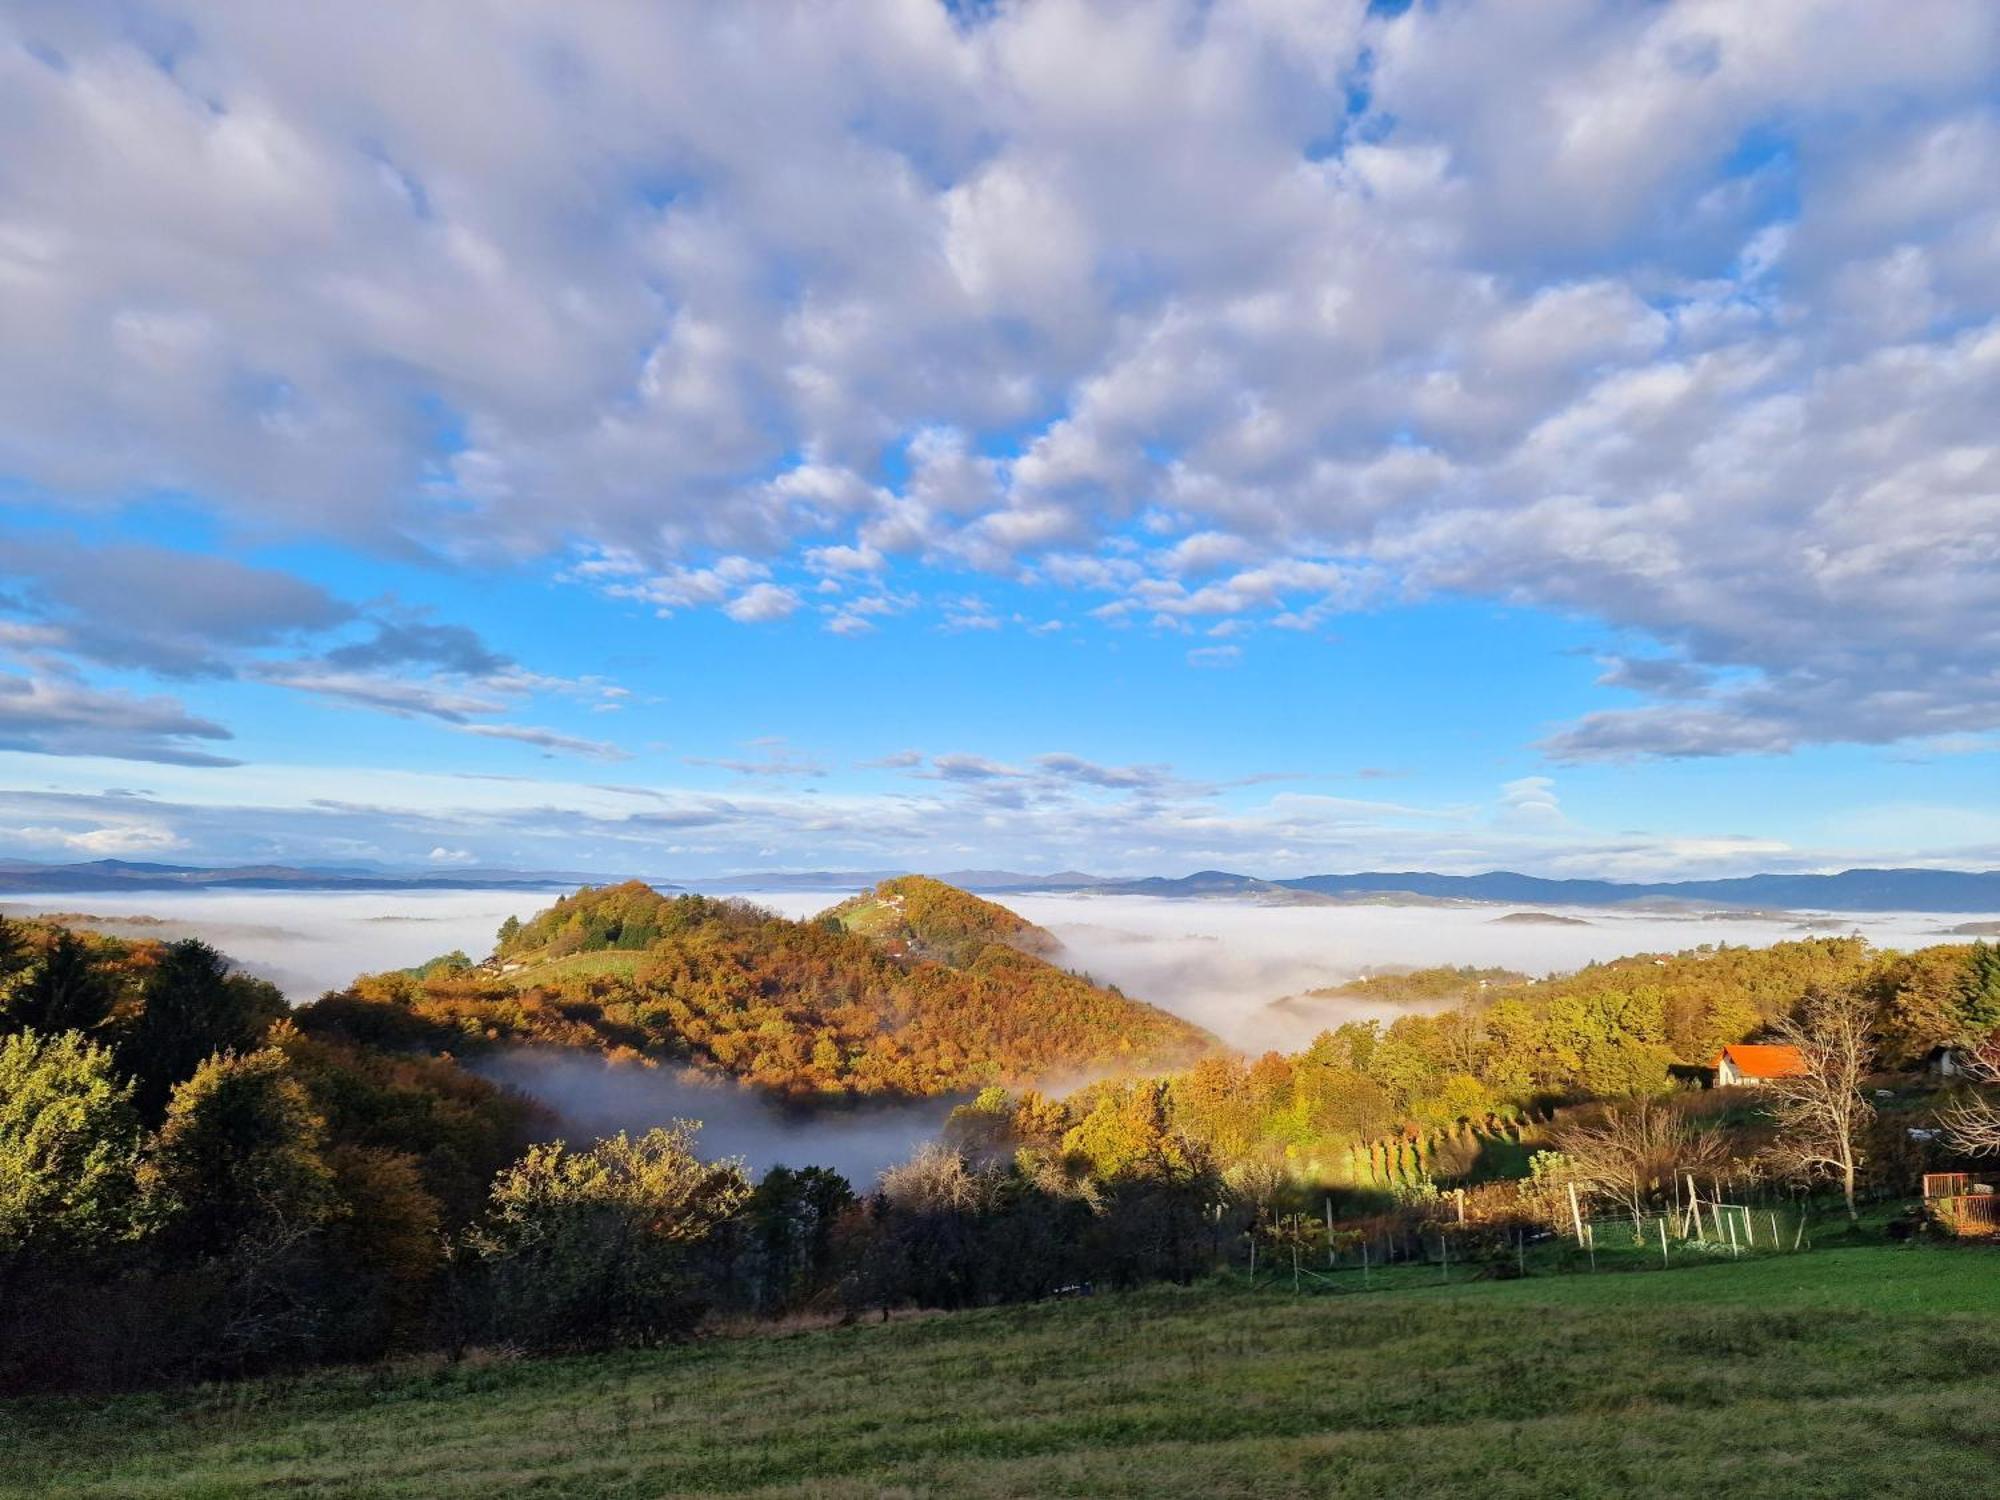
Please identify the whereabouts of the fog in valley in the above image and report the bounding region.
[0,888,560,1000]
[739,888,1963,1051]
[13,883,1981,1183]
[470,1050,960,1188]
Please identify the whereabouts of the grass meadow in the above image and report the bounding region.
[8,1236,1998,1498]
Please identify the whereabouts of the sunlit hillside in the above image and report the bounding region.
[305,881,1219,1098]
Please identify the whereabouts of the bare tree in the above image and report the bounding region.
[880,1143,989,1214]
[1763,987,1876,1222]
[1558,1099,1731,1223]
[1939,1043,2000,1157]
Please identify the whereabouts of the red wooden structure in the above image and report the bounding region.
[1923,1173,2000,1237]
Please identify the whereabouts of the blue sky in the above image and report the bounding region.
[1,1,1997,878]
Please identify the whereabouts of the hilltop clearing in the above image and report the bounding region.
[820,875,1061,966]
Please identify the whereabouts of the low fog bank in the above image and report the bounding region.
[679,886,1978,1051]
[15,883,1981,1063]
[471,1050,957,1188]
[0,888,560,1000]
[992,894,1967,1051]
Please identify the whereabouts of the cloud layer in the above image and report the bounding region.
[0,1,1996,766]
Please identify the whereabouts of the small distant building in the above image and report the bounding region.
[1926,1046,1974,1078]
[1710,1043,1807,1087]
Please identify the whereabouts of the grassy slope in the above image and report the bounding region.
[495,949,645,987]
[13,1244,2000,1499]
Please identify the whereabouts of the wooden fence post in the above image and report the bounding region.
[1658,1215,1670,1268]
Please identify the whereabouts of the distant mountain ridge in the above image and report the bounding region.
[0,858,620,894]
[704,864,2000,912]
[5,858,1997,912]
[1057,867,2000,913]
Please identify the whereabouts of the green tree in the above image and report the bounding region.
[1868,945,1987,1063]
[0,916,29,999]
[467,1124,748,1349]
[743,1164,855,1311]
[1061,1082,1203,1182]
[0,1029,143,1254]
[1959,942,2000,1041]
[5,929,118,1037]
[139,1048,336,1254]
[123,940,285,1123]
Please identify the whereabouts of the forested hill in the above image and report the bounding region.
[821,876,1061,966]
[307,881,1217,1098]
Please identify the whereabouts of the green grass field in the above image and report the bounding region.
[9,1242,1998,1498]
[499,949,647,987]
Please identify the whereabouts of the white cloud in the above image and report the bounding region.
[0,2,1996,761]
[722,583,801,623]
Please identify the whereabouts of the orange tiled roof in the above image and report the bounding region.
[1710,1043,1807,1078]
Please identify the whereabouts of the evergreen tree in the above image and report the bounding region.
[5,929,117,1037]
[123,940,285,1123]
[1959,941,2000,1040]
[0,916,29,999]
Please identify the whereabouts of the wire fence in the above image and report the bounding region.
[1578,1201,1803,1264]
[1228,1192,1815,1294]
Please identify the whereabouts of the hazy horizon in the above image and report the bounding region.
[18,884,1970,1035]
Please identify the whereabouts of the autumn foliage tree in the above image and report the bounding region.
[465,1124,749,1350]
[139,1047,337,1255]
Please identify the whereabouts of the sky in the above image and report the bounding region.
[0,0,1997,881]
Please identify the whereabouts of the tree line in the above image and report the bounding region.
[5,893,1998,1395]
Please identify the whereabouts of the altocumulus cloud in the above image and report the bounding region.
[0,2,1995,761]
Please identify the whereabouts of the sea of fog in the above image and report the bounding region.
[11,884,1977,1043]
[738,889,1974,1051]
[7,883,1983,1183]
[0,887,562,1000]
